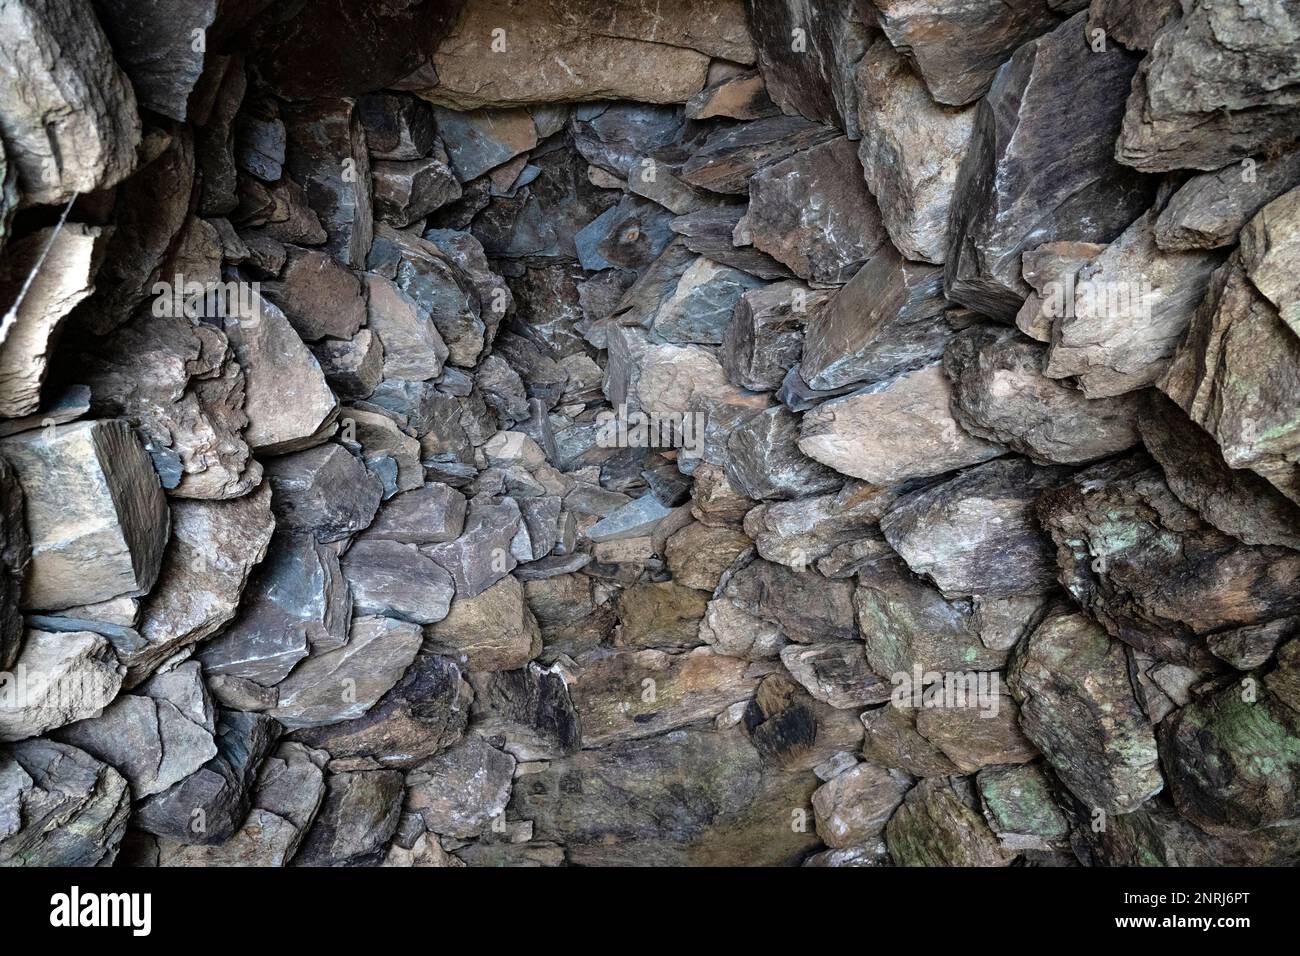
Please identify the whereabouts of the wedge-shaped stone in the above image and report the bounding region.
[225,295,339,456]
[946,325,1142,464]
[197,532,350,687]
[0,0,140,204]
[726,406,841,501]
[1160,191,1300,503]
[800,244,949,391]
[270,616,423,730]
[881,457,1067,598]
[745,0,874,133]
[421,499,521,597]
[365,274,448,382]
[373,158,461,227]
[1155,151,1300,252]
[747,137,887,284]
[2,421,167,611]
[282,99,373,268]
[856,40,975,264]
[945,12,1153,319]
[1140,392,1300,551]
[130,483,275,685]
[680,115,838,196]
[885,777,1014,866]
[293,768,403,866]
[1115,0,1300,172]
[871,0,1064,106]
[1014,240,1107,342]
[0,225,106,417]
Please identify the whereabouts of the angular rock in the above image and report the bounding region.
[1044,209,1228,398]
[718,557,856,643]
[365,274,449,381]
[310,330,384,402]
[650,257,764,346]
[363,483,467,545]
[82,310,260,499]
[510,726,819,866]
[669,206,793,280]
[420,0,752,109]
[1014,240,1107,342]
[612,582,708,650]
[358,92,437,161]
[780,642,891,709]
[977,763,1069,852]
[747,137,887,284]
[1155,151,1300,252]
[855,39,975,264]
[871,0,1062,106]
[262,245,367,342]
[1008,612,1164,814]
[946,324,1142,464]
[1115,0,1300,172]
[885,776,1014,866]
[725,406,841,501]
[1038,456,1300,666]
[293,653,470,770]
[685,69,777,122]
[665,522,751,593]
[0,224,106,418]
[945,12,1154,319]
[812,763,910,850]
[225,295,339,455]
[372,158,461,227]
[1140,392,1300,551]
[424,574,540,671]
[468,662,580,761]
[293,769,403,866]
[405,735,515,839]
[0,630,123,742]
[130,483,275,684]
[198,532,349,687]
[0,739,130,866]
[56,663,217,798]
[263,444,383,543]
[914,690,1038,773]
[342,540,454,626]
[744,0,874,133]
[421,499,521,596]
[1159,195,1300,503]
[282,98,373,268]
[270,616,423,730]
[680,115,838,196]
[0,0,140,204]
[800,363,1005,484]
[881,457,1068,598]
[1,420,167,610]
[722,281,826,391]
[134,710,281,843]
[800,243,949,391]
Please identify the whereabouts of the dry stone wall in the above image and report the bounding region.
[0,0,1298,867]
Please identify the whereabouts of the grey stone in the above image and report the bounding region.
[262,245,367,342]
[264,444,383,543]
[293,769,403,866]
[282,98,373,268]
[405,735,515,839]
[881,457,1069,598]
[944,12,1154,319]
[0,630,124,742]
[341,540,454,625]
[1,421,167,611]
[0,0,140,204]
